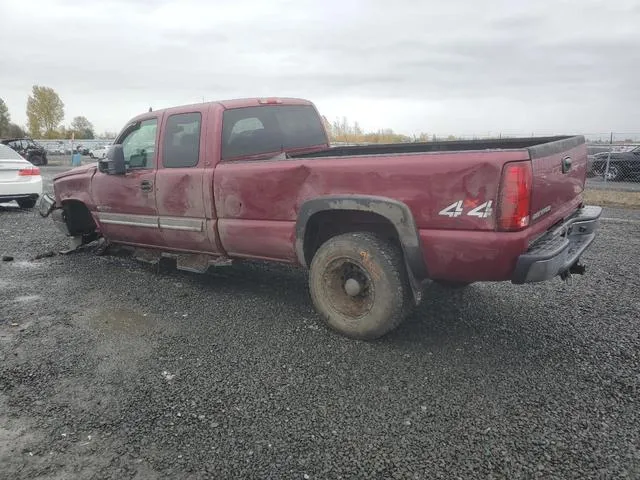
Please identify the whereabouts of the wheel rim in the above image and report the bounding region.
[321,257,375,320]
[605,166,619,180]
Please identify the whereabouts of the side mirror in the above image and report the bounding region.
[103,145,126,175]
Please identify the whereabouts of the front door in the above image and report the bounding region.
[91,117,163,247]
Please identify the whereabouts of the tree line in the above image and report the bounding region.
[2,85,441,144]
[322,116,445,144]
[0,85,108,140]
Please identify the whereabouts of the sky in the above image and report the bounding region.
[1,0,640,138]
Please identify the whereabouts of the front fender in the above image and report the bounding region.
[53,166,97,211]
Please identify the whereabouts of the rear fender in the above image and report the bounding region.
[295,194,427,281]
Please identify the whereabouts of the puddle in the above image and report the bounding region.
[14,295,41,303]
[90,308,154,335]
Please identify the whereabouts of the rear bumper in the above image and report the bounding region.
[511,205,602,284]
[0,176,42,198]
[0,193,39,201]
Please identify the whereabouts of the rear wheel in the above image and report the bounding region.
[17,197,37,209]
[30,155,44,166]
[605,164,622,181]
[309,232,411,340]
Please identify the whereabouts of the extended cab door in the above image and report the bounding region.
[155,107,221,254]
[91,117,163,246]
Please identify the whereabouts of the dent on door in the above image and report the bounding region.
[92,169,161,246]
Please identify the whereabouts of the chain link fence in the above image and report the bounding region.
[30,133,640,190]
[34,138,115,156]
[585,133,640,192]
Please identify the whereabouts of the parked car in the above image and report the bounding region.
[0,138,48,166]
[89,144,111,159]
[39,97,601,340]
[0,143,42,208]
[45,144,61,155]
[78,145,91,156]
[590,145,640,181]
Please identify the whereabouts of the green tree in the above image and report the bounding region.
[0,98,10,136]
[70,116,95,139]
[26,85,64,137]
[7,123,26,137]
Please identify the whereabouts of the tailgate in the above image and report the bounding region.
[528,136,586,224]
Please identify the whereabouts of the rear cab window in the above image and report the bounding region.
[221,105,327,160]
[162,112,202,168]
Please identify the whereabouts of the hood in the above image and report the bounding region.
[53,164,97,181]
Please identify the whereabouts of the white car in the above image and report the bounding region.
[89,144,111,159]
[0,143,43,209]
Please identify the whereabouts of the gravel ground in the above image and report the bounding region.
[1,171,640,479]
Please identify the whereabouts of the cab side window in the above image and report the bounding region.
[122,118,158,169]
[162,113,202,168]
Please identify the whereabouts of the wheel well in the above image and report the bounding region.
[303,210,401,266]
[62,200,96,236]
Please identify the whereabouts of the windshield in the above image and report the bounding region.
[0,143,26,161]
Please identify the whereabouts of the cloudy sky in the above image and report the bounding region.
[1,0,639,138]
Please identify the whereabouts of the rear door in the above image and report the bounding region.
[529,136,587,224]
[155,107,221,254]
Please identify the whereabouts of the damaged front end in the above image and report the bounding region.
[38,193,70,238]
[37,194,102,253]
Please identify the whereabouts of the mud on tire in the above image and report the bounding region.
[309,232,412,340]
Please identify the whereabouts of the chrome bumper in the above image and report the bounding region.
[37,193,56,217]
[512,205,602,284]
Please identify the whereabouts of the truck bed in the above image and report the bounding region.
[293,136,579,158]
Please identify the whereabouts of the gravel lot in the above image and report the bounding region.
[1,167,639,479]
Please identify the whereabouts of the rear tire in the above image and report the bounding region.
[309,232,411,340]
[30,155,44,166]
[17,197,37,209]
[605,164,622,181]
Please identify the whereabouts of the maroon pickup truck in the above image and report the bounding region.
[39,97,602,340]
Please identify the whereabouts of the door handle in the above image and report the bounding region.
[140,180,153,192]
[561,156,572,174]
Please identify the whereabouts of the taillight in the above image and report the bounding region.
[18,167,41,176]
[497,161,532,231]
